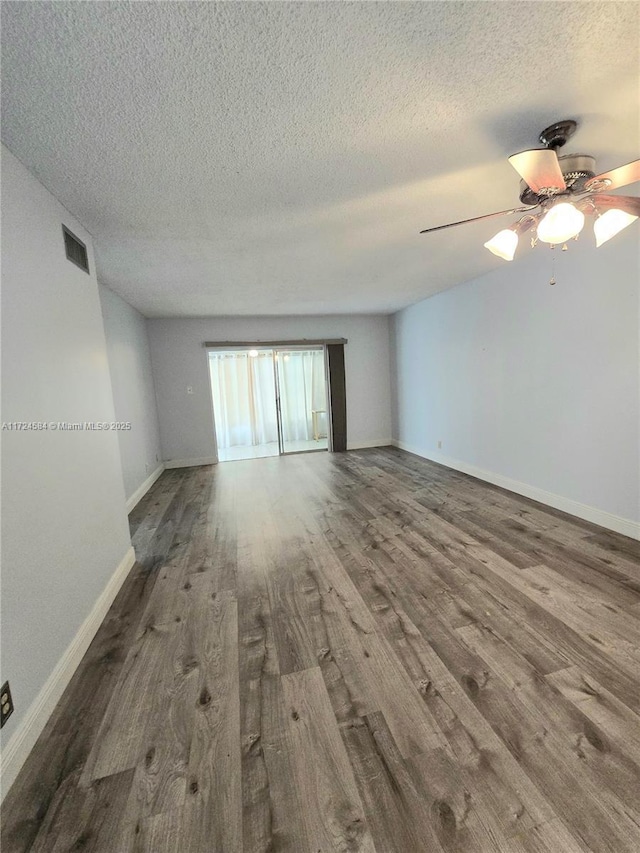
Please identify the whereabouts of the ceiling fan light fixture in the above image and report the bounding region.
[537,202,585,244]
[484,228,518,261]
[594,208,638,247]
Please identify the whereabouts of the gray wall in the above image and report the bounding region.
[391,226,640,530]
[99,284,162,502]
[0,146,132,748]
[147,315,392,464]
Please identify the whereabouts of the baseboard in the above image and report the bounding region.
[125,463,165,512]
[164,456,217,469]
[391,439,640,541]
[347,439,392,450]
[0,545,137,801]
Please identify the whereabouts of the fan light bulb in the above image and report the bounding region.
[484,229,518,261]
[594,209,638,247]
[537,203,585,244]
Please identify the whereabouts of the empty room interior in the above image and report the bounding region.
[1,2,639,852]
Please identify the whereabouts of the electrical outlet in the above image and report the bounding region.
[437,440,442,449]
[1,681,14,728]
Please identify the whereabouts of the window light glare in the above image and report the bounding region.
[594,209,638,248]
[537,203,585,244]
[248,349,259,358]
[484,229,518,261]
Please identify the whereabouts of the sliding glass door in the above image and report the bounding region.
[274,348,328,454]
[209,346,328,461]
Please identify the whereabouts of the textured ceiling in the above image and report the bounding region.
[2,1,638,317]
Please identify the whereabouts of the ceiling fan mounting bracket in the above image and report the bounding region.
[538,119,578,150]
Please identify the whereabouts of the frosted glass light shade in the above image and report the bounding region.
[537,203,585,244]
[484,229,518,261]
[594,209,638,247]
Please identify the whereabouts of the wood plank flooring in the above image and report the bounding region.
[2,447,640,852]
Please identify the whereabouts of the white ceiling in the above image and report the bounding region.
[2,2,638,317]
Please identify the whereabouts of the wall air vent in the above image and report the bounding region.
[62,225,90,274]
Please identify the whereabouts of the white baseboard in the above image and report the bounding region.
[164,456,217,469]
[0,545,137,801]
[347,439,392,450]
[125,463,165,512]
[391,439,640,541]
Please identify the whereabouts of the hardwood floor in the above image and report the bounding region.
[2,447,640,852]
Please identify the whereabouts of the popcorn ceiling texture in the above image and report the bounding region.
[1,1,638,317]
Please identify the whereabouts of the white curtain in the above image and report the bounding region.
[278,350,327,443]
[209,349,326,450]
[209,351,279,449]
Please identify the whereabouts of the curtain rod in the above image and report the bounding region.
[203,338,347,348]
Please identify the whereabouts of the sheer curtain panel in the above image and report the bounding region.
[209,351,279,449]
[277,350,327,443]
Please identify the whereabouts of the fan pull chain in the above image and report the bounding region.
[549,244,556,285]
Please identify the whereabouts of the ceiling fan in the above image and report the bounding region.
[419,120,640,261]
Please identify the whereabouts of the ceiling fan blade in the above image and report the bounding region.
[588,194,640,217]
[419,206,534,235]
[508,149,566,194]
[585,159,640,192]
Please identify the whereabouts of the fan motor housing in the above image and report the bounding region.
[519,154,597,205]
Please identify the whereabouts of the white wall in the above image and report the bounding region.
[391,227,640,537]
[147,315,392,465]
[0,147,133,765]
[99,284,162,504]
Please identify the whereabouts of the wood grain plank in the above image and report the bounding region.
[187,469,237,589]
[456,622,640,850]
[30,769,135,853]
[81,470,212,784]
[388,628,555,839]
[281,667,377,853]
[510,818,590,853]
[131,810,183,853]
[514,564,640,669]
[181,587,241,853]
[265,540,323,675]
[81,619,181,784]
[123,578,215,822]
[129,469,183,543]
[264,464,448,758]
[258,673,311,852]
[235,469,285,853]
[407,746,520,852]
[340,713,444,853]
[310,544,448,757]
[584,529,640,561]
[546,666,640,762]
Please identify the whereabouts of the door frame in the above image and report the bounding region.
[206,342,337,461]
